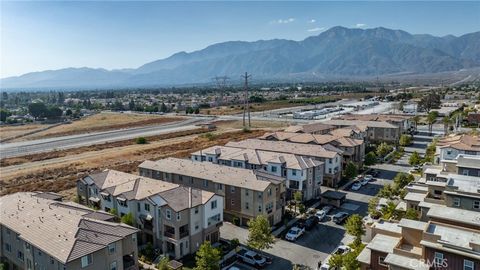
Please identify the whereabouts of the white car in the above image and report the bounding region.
[315,210,326,221]
[364,174,373,183]
[322,205,333,214]
[360,178,369,186]
[334,245,352,255]
[351,182,362,191]
[285,226,305,241]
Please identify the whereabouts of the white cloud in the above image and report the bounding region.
[307,27,325,32]
[355,23,367,28]
[309,19,316,23]
[271,18,295,24]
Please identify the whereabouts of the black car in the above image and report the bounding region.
[304,216,318,230]
[333,212,350,224]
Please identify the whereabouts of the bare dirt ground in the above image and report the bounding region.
[15,112,184,141]
[0,129,267,199]
[0,124,49,141]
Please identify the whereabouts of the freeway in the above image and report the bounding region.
[0,117,208,159]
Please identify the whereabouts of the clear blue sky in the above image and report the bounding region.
[1,1,479,78]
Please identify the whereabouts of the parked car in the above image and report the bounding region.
[237,248,268,267]
[351,181,362,191]
[322,205,334,214]
[333,245,352,255]
[285,226,305,241]
[364,174,373,182]
[360,177,369,186]
[304,216,318,230]
[371,169,380,177]
[315,210,326,221]
[333,212,350,224]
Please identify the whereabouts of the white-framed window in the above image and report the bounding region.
[108,243,116,254]
[473,200,480,209]
[195,222,199,230]
[463,169,470,176]
[258,205,262,212]
[176,212,181,221]
[166,209,172,220]
[81,254,93,268]
[17,250,24,261]
[194,207,199,214]
[434,252,443,266]
[453,198,461,207]
[378,256,387,266]
[217,183,223,190]
[203,180,209,187]
[271,166,277,172]
[110,261,117,270]
[211,200,217,209]
[292,169,297,176]
[144,203,150,212]
[464,259,474,270]
[245,202,249,210]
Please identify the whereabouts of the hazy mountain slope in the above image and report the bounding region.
[2,27,479,89]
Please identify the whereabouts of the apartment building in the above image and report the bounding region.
[260,131,365,168]
[334,114,413,134]
[138,158,285,226]
[225,139,343,187]
[322,119,400,143]
[284,123,336,134]
[190,145,323,201]
[77,170,223,260]
[0,192,139,270]
[358,218,480,270]
[435,134,480,164]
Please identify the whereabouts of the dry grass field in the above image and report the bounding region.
[18,112,184,140]
[0,124,49,141]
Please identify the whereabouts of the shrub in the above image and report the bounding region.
[202,132,217,141]
[399,134,412,146]
[364,151,376,166]
[136,137,147,144]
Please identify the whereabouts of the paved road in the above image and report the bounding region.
[0,118,206,159]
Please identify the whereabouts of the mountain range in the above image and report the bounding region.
[2,26,479,89]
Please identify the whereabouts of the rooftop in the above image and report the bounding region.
[437,134,480,152]
[398,219,427,231]
[427,205,480,229]
[384,254,429,270]
[322,119,398,129]
[225,139,339,159]
[0,192,138,264]
[403,192,427,203]
[425,223,480,250]
[456,154,480,169]
[284,122,335,134]
[446,175,480,194]
[260,131,363,148]
[366,234,401,252]
[139,158,280,191]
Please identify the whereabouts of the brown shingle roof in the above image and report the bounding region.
[437,134,480,151]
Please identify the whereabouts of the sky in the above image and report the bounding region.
[1,1,479,78]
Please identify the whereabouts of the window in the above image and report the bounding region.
[231,199,235,206]
[245,202,249,210]
[17,250,24,261]
[132,233,136,242]
[258,192,262,199]
[144,203,150,211]
[117,199,127,207]
[271,166,277,173]
[81,255,93,268]
[27,259,32,270]
[25,242,31,251]
[208,157,213,162]
[177,212,181,221]
[4,243,11,253]
[217,183,223,190]
[203,180,209,187]
[108,243,116,254]
[195,207,199,214]
[258,205,262,212]
[6,228,10,235]
[245,190,249,196]
[230,186,236,193]
[195,222,199,230]
[464,259,474,270]
[137,203,141,212]
[292,169,297,176]
[110,261,117,270]
[473,200,480,209]
[434,252,443,266]
[211,200,217,209]
[328,168,332,174]
[268,188,272,196]
[378,256,387,266]
[453,198,461,207]
[463,169,470,176]
[166,209,172,220]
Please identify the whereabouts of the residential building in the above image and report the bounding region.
[0,192,139,270]
[358,218,480,270]
[77,170,223,259]
[467,113,480,127]
[435,134,480,164]
[284,123,335,134]
[225,139,342,187]
[333,114,413,134]
[260,131,365,168]
[138,158,285,226]
[190,145,324,201]
[322,119,401,143]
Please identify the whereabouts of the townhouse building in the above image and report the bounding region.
[190,145,324,201]
[260,131,365,168]
[284,123,336,134]
[225,139,343,187]
[138,158,286,226]
[0,192,139,270]
[435,134,480,165]
[358,218,480,270]
[333,114,413,134]
[322,119,401,144]
[77,170,223,260]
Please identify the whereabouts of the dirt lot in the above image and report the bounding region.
[16,112,184,140]
[0,129,267,199]
[0,124,50,141]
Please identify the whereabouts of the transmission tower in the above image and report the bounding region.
[242,72,252,128]
[213,76,229,106]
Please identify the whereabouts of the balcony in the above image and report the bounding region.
[179,230,189,239]
[164,231,175,238]
[123,254,137,270]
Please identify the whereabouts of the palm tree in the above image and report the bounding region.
[427,112,437,135]
[412,115,421,132]
[442,116,452,135]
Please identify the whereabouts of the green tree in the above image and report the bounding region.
[157,257,170,270]
[0,108,11,122]
[368,196,380,217]
[345,214,365,247]
[378,184,394,199]
[343,252,361,270]
[194,241,221,270]
[344,161,358,179]
[364,151,376,166]
[293,191,303,213]
[405,208,419,220]
[160,102,168,113]
[376,142,392,158]
[419,92,441,113]
[108,208,118,216]
[442,116,452,135]
[328,254,343,269]
[28,102,48,119]
[393,173,414,190]
[427,111,438,135]
[399,134,412,146]
[381,201,398,220]
[247,215,275,251]
[120,212,134,226]
[45,106,63,118]
[412,115,421,131]
[409,151,421,166]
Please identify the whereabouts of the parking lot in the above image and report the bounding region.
[220,133,432,269]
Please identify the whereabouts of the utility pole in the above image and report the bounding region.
[242,72,251,128]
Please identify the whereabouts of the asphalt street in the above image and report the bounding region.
[0,117,205,158]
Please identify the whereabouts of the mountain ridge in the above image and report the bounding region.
[2,26,479,89]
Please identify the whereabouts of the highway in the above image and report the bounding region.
[0,117,207,159]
